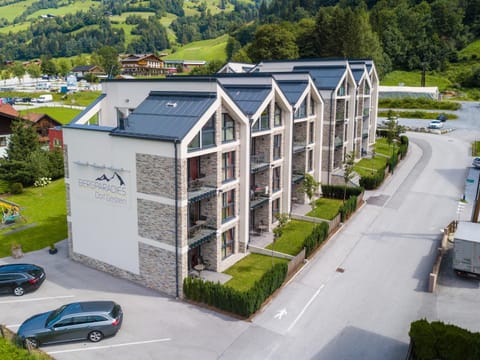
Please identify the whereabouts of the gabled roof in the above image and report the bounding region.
[350,68,366,84]
[71,65,98,72]
[0,103,20,119]
[272,77,309,106]
[292,65,347,90]
[121,54,161,62]
[111,91,216,141]
[220,84,271,117]
[218,62,255,74]
[23,112,61,126]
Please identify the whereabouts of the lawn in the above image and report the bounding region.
[165,34,229,62]
[26,0,100,20]
[20,106,81,124]
[306,198,343,220]
[459,39,480,59]
[377,110,458,120]
[265,220,316,256]
[354,156,388,177]
[374,137,395,157]
[0,179,67,258]
[223,253,289,292]
[380,70,452,91]
[0,0,36,22]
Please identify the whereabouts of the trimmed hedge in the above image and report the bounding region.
[410,319,480,360]
[183,262,288,317]
[359,166,386,189]
[321,184,364,199]
[303,222,329,257]
[339,195,357,222]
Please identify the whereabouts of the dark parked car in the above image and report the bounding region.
[0,264,45,296]
[17,301,123,348]
[437,113,448,122]
[473,157,480,168]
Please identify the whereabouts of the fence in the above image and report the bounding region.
[287,248,306,278]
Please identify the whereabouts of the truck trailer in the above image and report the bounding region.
[453,221,480,277]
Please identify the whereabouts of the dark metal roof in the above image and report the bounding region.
[111,91,216,141]
[351,68,365,84]
[274,79,308,106]
[293,66,347,90]
[221,85,271,116]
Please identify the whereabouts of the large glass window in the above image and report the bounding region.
[274,105,282,127]
[222,114,235,142]
[294,99,307,119]
[309,95,315,116]
[222,228,235,259]
[272,166,281,192]
[308,149,313,171]
[272,198,280,222]
[309,122,314,144]
[222,151,235,182]
[260,109,269,129]
[273,134,281,160]
[222,190,235,221]
[188,116,216,151]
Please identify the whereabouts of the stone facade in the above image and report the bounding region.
[137,198,175,245]
[136,153,175,198]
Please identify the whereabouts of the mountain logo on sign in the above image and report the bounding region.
[95,172,125,186]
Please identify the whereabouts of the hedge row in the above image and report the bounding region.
[359,165,386,189]
[304,222,329,257]
[321,184,364,199]
[339,195,357,222]
[360,135,410,190]
[410,319,480,360]
[183,262,288,317]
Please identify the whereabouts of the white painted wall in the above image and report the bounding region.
[64,127,175,274]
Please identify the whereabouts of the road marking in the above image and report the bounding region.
[274,308,287,320]
[287,284,324,333]
[0,295,74,304]
[48,338,171,354]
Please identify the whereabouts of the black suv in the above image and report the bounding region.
[0,264,46,296]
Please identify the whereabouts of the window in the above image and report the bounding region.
[222,114,235,142]
[365,83,370,95]
[309,95,315,116]
[272,166,281,192]
[273,135,281,160]
[294,99,306,119]
[53,138,61,147]
[308,149,313,171]
[222,151,235,182]
[54,318,74,328]
[309,122,314,144]
[202,116,215,147]
[0,136,7,147]
[274,105,282,127]
[222,190,235,221]
[252,108,270,132]
[272,198,280,221]
[222,228,234,259]
[188,116,216,151]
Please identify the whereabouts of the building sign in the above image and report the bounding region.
[76,168,128,207]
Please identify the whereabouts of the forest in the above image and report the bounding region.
[0,0,479,88]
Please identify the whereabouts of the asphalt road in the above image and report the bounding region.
[1,101,479,359]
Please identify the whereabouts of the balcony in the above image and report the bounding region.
[334,137,343,149]
[293,141,306,154]
[250,154,269,173]
[362,130,369,139]
[188,220,217,249]
[188,179,217,203]
[292,172,305,184]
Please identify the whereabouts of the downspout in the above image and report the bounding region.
[327,89,334,185]
[174,139,179,299]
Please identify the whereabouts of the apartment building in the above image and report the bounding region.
[252,59,378,184]
[63,60,374,297]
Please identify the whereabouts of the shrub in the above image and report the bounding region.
[339,195,357,222]
[34,177,51,187]
[9,182,23,194]
[304,222,329,257]
[321,185,363,199]
[359,166,386,189]
[183,262,288,317]
[409,319,480,360]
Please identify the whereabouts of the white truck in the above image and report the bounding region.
[453,221,480,277]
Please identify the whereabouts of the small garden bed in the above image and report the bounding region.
[265,220,317,256]
[223,253,289,292]
[306,198,343,220]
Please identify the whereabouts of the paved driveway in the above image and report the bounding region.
[0,242,248,359]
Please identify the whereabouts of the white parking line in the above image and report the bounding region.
[47,338,172,354]
[0,295,74,304]
[287,284,324,332]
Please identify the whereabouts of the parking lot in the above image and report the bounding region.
[0,240,248,359]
